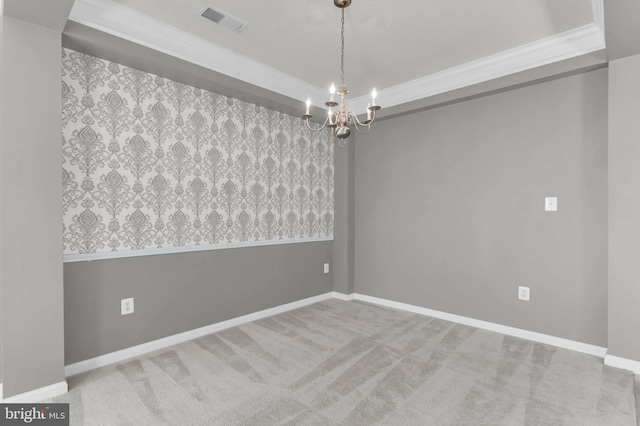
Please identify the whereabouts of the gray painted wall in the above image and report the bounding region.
[333,138,355,295]
[60,46,336,366]
[354,69,608,346]
[64,241,332,364]
[604,0,640,61]
[0,16,66,397]
[0,17,3,387]
[608,53,640,361]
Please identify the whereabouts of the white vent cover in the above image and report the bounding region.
[200,6,248,32]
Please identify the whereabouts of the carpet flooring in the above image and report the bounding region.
[54,299,638,425]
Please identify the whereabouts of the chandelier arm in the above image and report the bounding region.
[349,111,375,129]
[353,124,372,135]
[305,115,332,132]
[350,120,372,135]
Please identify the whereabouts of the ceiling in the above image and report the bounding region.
[109,0,593,95]
[65,0,605,116]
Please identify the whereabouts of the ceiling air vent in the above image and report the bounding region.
[200,6,248,33]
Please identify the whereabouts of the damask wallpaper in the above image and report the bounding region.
[62,48,334,256]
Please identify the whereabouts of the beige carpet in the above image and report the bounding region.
[55,299,637,425]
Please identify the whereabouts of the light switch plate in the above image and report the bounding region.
[545,197,558,212]
[324,263,330,274]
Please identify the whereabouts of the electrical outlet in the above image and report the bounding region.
[121,297,134,315]
[518,286,530,301]
[324,263,330,274]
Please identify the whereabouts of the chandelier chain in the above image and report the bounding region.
[340,7,345,87]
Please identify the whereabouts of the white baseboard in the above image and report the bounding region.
[65,292,336,377]
[331,292,355,301]
[1,381,68,403]
[65,290,620,380]
[351,293,608,358]
[604,354,640,374]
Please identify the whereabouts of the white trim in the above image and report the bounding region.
[592,0,605,31]
[69,0,605,112]
[68,0,326,105]
[64,237,333,263]
[1,381,68,403]
[331,292,355,301]
[350,22,606,112]
[604,354,640,374]
[352,294,607,358]
[64,292,335,377]
[64,291,615,379]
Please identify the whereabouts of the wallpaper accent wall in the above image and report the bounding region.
[62,48,334,256]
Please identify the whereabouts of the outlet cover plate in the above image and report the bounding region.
[121,297,134,315]
[518,286,530,301]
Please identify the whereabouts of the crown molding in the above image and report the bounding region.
[351,21,606,112]
[68,0,326,105]
[70,0,605,114]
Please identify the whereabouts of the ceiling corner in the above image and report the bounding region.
[3,0,75,32]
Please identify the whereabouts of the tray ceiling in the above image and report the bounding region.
[68,0,604,112]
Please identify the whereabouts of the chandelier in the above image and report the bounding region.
[303,0,381,143]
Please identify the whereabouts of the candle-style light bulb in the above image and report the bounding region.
[367,103,372,121]
[305,97,311,115]
[371,88,378,106]
[329,83,336,102]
